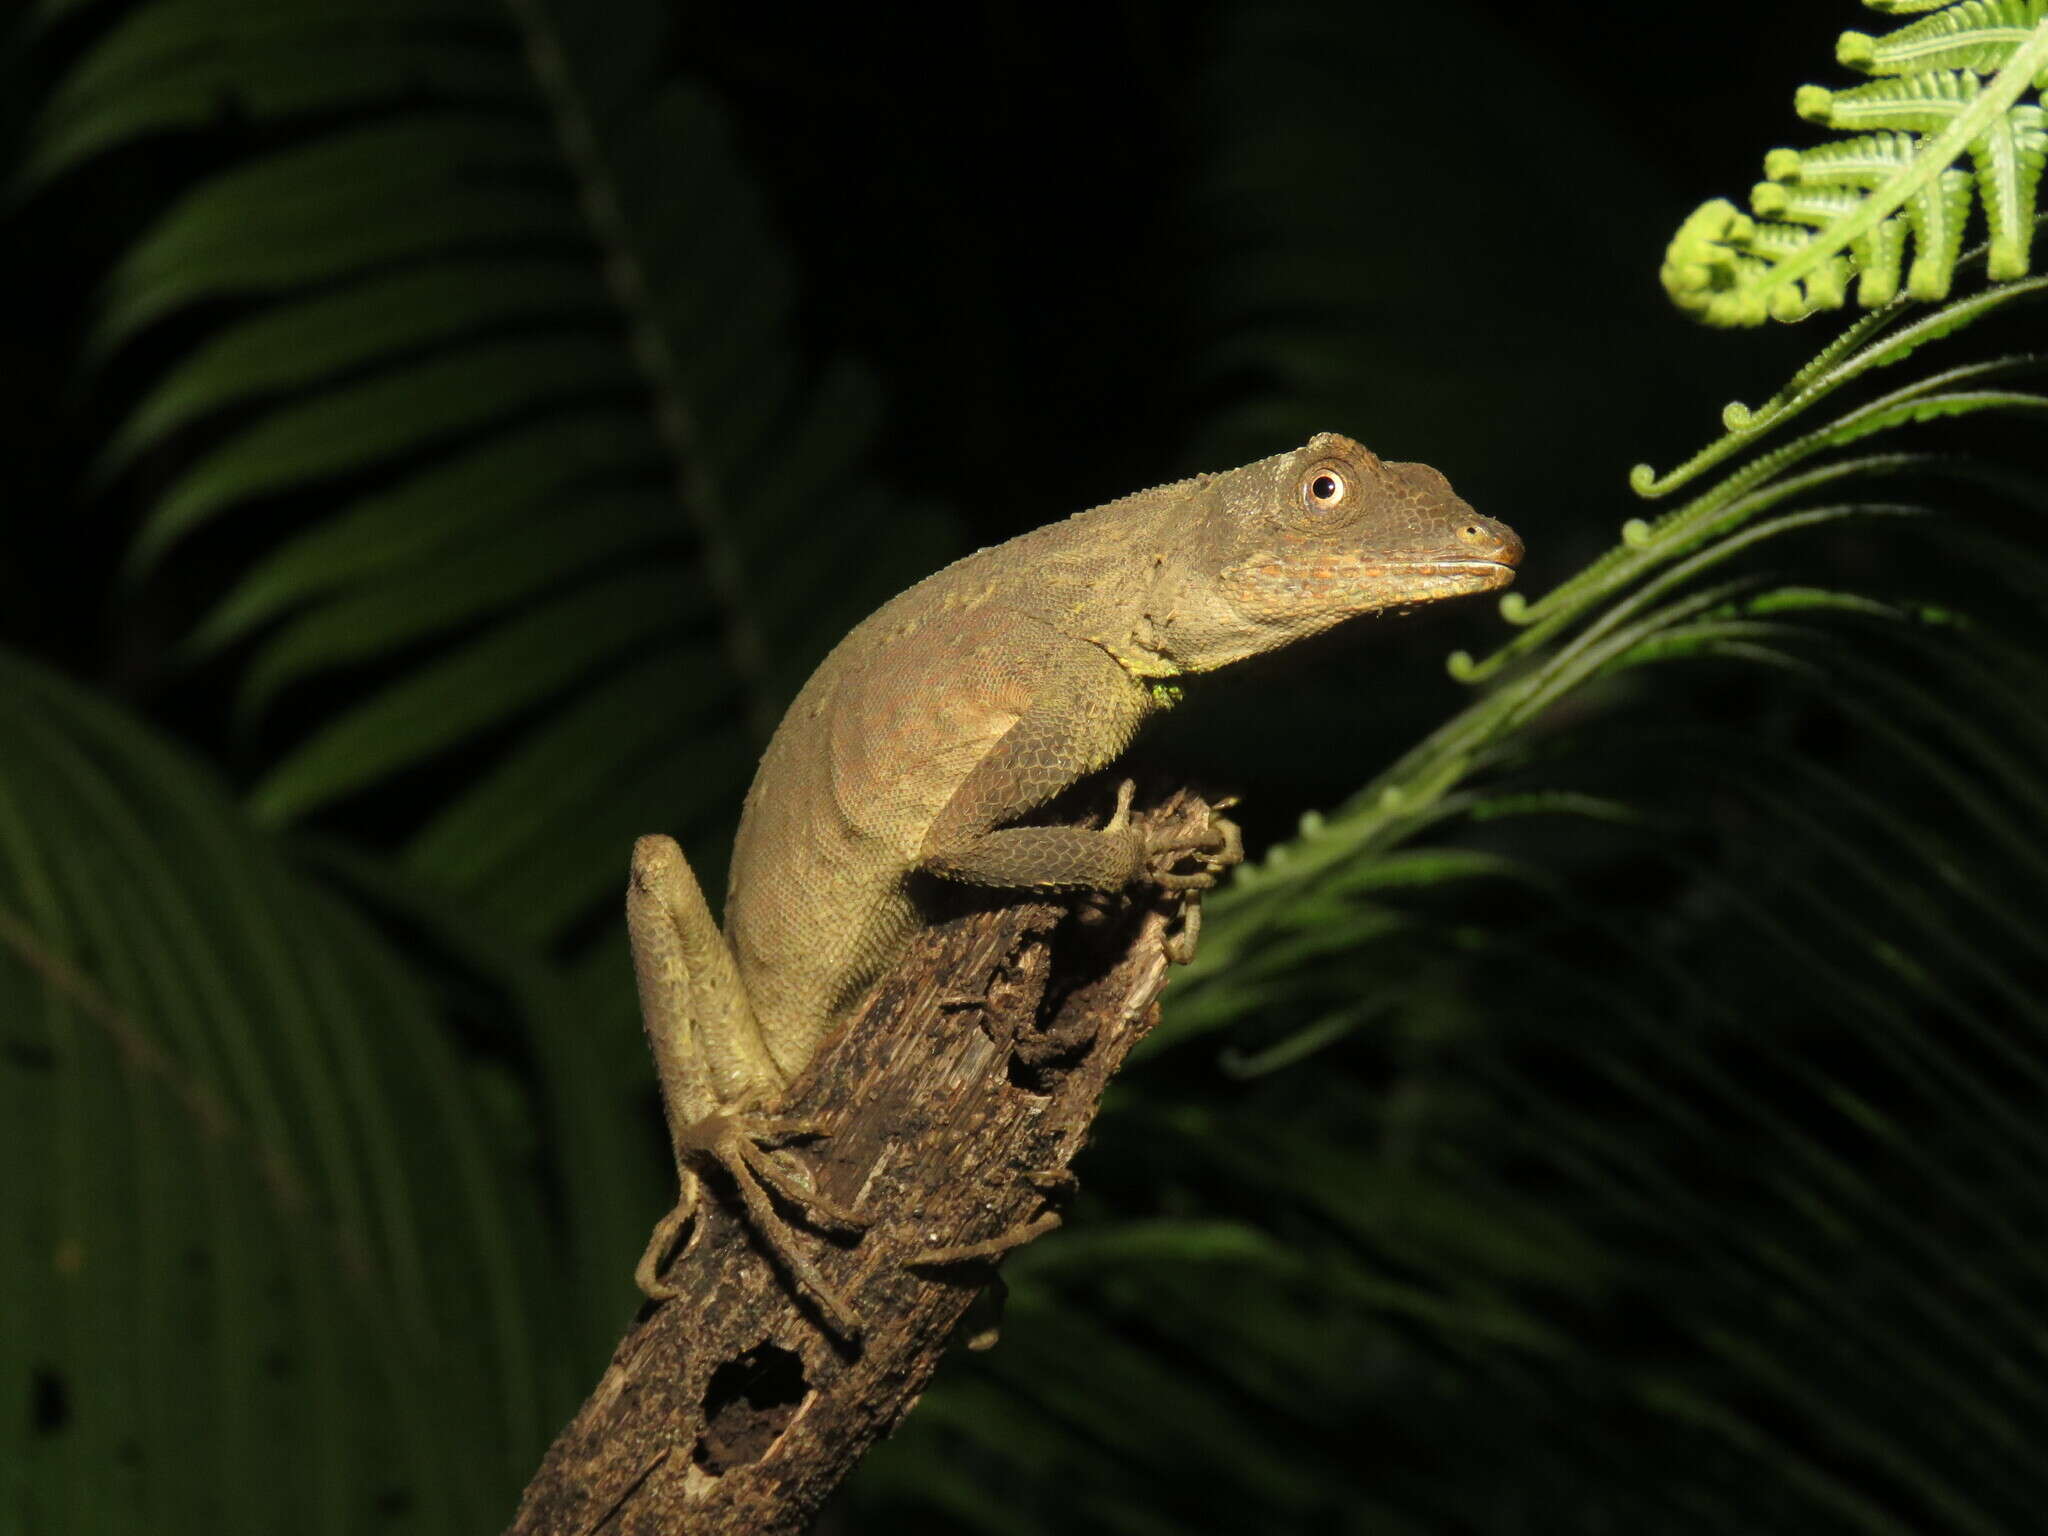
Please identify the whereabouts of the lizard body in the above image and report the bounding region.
[627,432,1521,1330]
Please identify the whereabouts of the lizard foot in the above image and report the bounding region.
[1130,792,1243,963]
[1104,781,1243,892]
[1149,797,1243,891]
[637,1112,868,1339]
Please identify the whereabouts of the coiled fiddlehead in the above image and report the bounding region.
[1664,1,2048,326]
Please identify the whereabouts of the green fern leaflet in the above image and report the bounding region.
[1663,0,2048,325]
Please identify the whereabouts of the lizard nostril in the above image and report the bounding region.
[1458,519,1523,565]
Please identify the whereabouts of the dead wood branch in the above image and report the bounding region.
[506,793,1220,1536]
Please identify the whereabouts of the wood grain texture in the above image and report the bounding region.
[507,795,1216,1536]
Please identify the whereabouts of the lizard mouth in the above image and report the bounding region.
[1220,551,1520,626]
[1381,558,1520,595]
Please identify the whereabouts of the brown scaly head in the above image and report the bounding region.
[1115,432,1523,676]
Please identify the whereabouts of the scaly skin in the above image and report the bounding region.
[629,432,1522,1331]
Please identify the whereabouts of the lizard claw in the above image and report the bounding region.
[1103,777,1139,835]
[635,1187,699,1301]
[909,1165,1074,1267]
[912,1210,1063,1267]
[1164,894,1204,965]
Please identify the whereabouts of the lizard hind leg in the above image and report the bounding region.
[626,835,867,1333]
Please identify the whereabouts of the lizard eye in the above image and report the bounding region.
[1298,462,1351,517]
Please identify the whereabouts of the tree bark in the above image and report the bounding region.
[505,794,1216,1536]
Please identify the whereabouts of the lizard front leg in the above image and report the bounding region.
[916,639,1227,899]
[919,654,1241,925]
[626,835,865,1335]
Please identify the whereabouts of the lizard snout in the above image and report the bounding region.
[1455,516,1523,569]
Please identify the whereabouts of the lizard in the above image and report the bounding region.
[626,431,1522,1334]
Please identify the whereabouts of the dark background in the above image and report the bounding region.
[8,3,2046,1533]
[2,0,1840,783]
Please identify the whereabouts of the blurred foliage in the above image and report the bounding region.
[4,0,2048,1533]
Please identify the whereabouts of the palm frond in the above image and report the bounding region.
[0,649,562,1532]
[28,0,952,948]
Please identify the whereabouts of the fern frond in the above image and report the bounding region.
[1165,271,2048,1058]
[1049,494,2048,1525]
[1662,3,2048,325]
[1507,318,2048,660]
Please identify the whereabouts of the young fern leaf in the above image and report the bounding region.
[1663,1,2048,326]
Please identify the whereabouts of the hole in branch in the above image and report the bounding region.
[694,1342,809,1475]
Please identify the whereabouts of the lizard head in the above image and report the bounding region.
[1131,432,1521,674]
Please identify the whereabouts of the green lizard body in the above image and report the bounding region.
[627,432,1521,1330]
